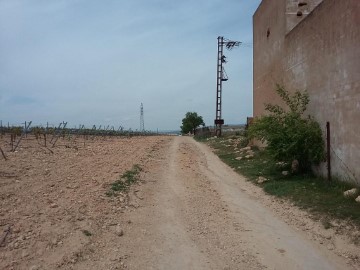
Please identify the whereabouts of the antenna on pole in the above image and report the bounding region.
[214,36,241,137]
[140,103,145,133]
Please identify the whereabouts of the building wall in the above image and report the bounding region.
[286,0,323,33]
[253,0,360,184]
[253,0,287,117]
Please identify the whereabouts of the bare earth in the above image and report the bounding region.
[0,135,359,270]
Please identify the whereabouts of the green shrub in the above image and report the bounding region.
[248,84,325,172]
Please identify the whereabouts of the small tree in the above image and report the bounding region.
[181,112,205,135]
[248,84,325,172]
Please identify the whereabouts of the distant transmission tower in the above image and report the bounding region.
[140,103,145,132]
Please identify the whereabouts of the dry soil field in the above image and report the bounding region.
[0,135,359,270]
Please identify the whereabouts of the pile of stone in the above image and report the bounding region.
[234,146,255,160]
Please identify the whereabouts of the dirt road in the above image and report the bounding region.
[119,137,352,270]
[1,135,358,269]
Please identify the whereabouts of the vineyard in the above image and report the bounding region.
[0,121,158,160]
[0,123,171,269]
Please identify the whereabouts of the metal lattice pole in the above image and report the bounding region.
[214,36,241,137]
[215,36,224,136]
[140,103,145,133]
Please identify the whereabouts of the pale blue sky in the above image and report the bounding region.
[0,0,261,131]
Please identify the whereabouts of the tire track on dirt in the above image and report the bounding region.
[121,137,264,269]
[122,136,352,270]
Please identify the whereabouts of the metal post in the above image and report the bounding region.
[326,122,331,181]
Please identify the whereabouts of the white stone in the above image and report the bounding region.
[282,171,289,176]
[355,195,360,203]
[343,188,358,198]
[257,176,269,184]
[276,161,287,168]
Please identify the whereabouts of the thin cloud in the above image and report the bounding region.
[0,0,261,130]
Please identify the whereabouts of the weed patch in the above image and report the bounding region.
[82,230,92,236]
[106,164,142,197]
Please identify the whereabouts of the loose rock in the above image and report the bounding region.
[257,176,269,184]
[343,188,358,198]
[50,203,58,208]
[115,226,124,237]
